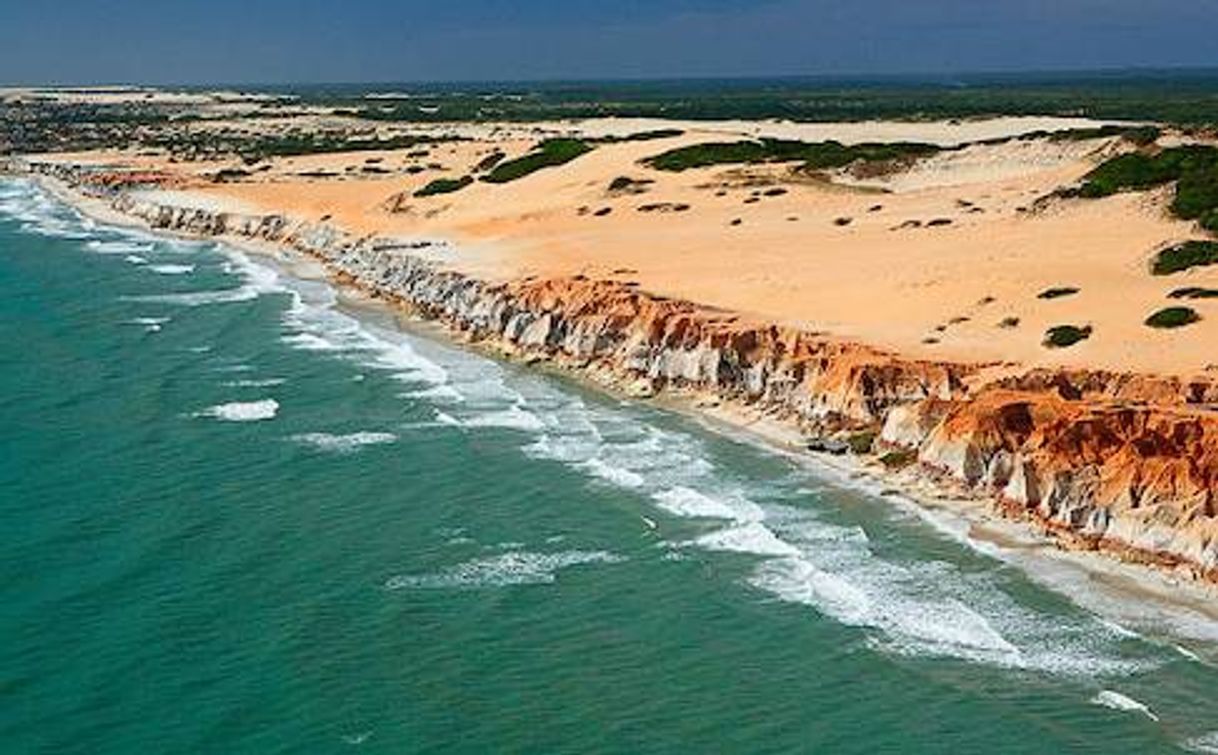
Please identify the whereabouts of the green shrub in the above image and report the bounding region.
[1145,306,1201,328]
[1169,286,1218,299]
[482,139,592,183]
[414,175,473,197]
[846,430,878,455]
[607,176,653,193]
[473,151,505,172]
[1038,286,1080,299]
[1043,325,1092,348]
[595,129,685,143]
[1080,146,1218,229]
[879,449,918,469]
[1151,240,1218,275]
[642,138,939,172]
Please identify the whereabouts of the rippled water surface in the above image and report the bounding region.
[3,179,1218,753]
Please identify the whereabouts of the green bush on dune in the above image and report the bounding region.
[414,175,474,197]
[482,138,593,183]
[1042,324,1092,348]
[1079,145,1218,230]
[1145,306,1202,329]
[1150,240,1218,275]
[642,138,940,172]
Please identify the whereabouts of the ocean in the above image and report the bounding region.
[3,177,1218,753]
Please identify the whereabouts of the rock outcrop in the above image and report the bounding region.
[20,162,1218,583]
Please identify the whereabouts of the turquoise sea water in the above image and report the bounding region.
[3,178,1218,754]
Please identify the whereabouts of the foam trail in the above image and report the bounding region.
[197,399,279,422]
[291,432,398,453]
[224,378,287,388]
[1091,690,1159,721]
[148,263,195,275]
[125,316,170,334]
[384,550,624,590]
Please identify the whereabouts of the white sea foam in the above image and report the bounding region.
[128,249,281,307]
[125,316,170,333]
[462,405,545,432]
[384,550,624,590]
[292,431,397,453]
[86,239,154,255]
[1091,690,1159,721]
[124,254,148,265]
[653,486,763,521]
[149,263,195,275]
[433,410,462,427]
[401,384,464,403]
[1185,732,1218,753]
[223,378,286,388]
[1176,644,1203,662]
[579,457,646,488]
[197,399,279,422]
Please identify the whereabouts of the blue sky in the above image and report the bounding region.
[2,0,1216,85]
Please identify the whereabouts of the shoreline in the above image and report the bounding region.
[14,170,1218,631]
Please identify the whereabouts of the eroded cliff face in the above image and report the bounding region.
[23,164,1218,582]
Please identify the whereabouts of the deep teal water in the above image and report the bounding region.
[3,178,1218,754]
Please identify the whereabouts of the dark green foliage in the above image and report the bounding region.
[1038,286,1080,299]
[1043,325,1092,348]
[414,175,473,197]
[482,139,592,183]
[331,73,1218,127]
[608,176,653,193]
[1173,167,1218,220]
[594,129,685,143]
[879,449,918,469]
[846,430,878,455]
[473,151,505,172]
[1046,125,1161,145]
[1079,146,1218,230]
[1145,306,1201,328]
[1150,240,1218,275]
[1169,286,1218,299]
[642,138,940,172]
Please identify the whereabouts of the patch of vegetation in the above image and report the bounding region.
[212,168,250,183]
[637,202,690,213]
[608,176,654,193]
[846,430,878,455]
[594,129,685,143]
[1043,324,1092,348]
[879,449,918,470]
[1045,125,1161,146]
[1151,240,1218,275]
[1168,286,1218,299]
[473,151,506,172]
[481,138,593,183]
[998,316,1021,328]
[1079,145,1218,231]
[414,175,473,197]
[1145,306,1201,329]
[331,72,1218,127]
[642,138,940,172]
[1038,286,1080,299]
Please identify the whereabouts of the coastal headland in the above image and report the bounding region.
[7,97,1218,586]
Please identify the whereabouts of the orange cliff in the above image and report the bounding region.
[19,161,1218,583]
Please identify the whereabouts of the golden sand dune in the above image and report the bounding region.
[41,117,1217,377]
